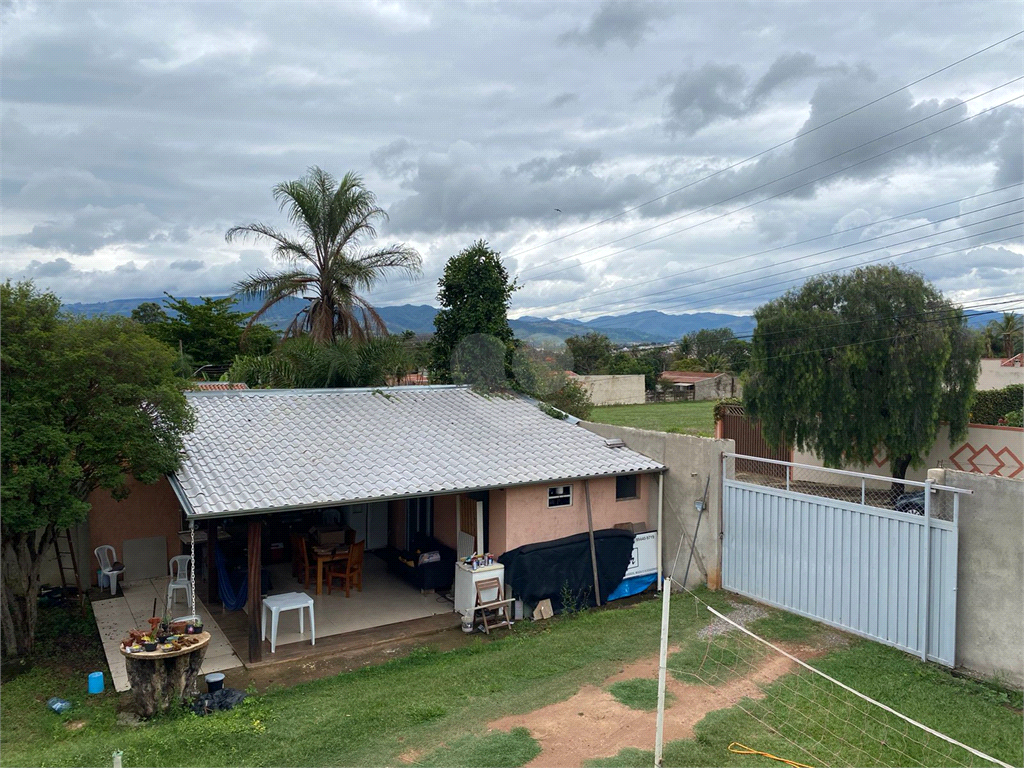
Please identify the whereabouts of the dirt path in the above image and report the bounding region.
[486,651,795,768]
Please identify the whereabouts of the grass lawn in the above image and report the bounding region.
[590,401,717,437]
[2,591,1020,768]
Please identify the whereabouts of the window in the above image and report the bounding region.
[616,474,639,500]
[548,484,572,508]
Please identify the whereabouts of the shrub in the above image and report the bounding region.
[971,384,1023,425]
[1004,409,1023,427]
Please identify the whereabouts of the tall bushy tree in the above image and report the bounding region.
[564,332,613,375]
[744,266,981,480]
[227,167,421,343]
[1,282,194,657]
[430,240,518,384]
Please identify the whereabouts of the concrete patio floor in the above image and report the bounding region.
[92,576,242,692]
[220,553,460,665]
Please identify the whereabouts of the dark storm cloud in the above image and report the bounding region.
[1,0,1019,311]
[559,0,673,49]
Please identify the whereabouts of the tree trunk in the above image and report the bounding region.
[890,454,913,497]
[123,642,209,718]
[1,527,52,658]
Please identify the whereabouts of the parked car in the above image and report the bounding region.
[894,491,926,515]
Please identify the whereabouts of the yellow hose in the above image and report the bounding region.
[728,741,815,768]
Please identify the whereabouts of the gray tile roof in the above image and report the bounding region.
[170,386,664,517]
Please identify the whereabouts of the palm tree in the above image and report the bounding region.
[995,312,1022,358]
[227,167,421,344]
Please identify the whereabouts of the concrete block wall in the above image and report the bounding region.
[938,469,1024,687]
[583,421,733,590]
[574,374,646,405]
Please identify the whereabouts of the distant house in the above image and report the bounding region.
[658,371,742,401]
[189,382,249,391]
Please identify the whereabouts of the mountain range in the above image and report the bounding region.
[63,295,993,346]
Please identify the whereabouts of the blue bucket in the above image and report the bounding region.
[87,671,104,694]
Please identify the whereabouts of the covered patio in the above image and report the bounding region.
[167,386,664,664]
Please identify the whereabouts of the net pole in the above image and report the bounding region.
[654,576,672,767]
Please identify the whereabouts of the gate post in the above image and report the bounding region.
[920,479,933,661]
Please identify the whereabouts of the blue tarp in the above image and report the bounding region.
[215,546,248,611]
[607,573,657,601]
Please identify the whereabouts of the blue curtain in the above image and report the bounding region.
[215,545,248,611]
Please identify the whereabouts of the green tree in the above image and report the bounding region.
[985,312,1022,358]
[1,282,195,657]
[130,301,168,326]
[541,376,594,421]
[676,327,750,373]
[605,351,658,390]
[430,240,518,385]
[564,332,613,375]
[744,266,981,481]
[227,167,421,343]
[227,335,410,389]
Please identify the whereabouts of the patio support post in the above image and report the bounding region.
[248,518,263,664]
[205,519,219,606]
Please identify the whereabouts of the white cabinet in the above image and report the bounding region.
[454,562,504,615]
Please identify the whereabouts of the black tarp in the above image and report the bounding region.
[498,528,635,613]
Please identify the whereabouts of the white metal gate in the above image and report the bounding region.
[721,453,968,666]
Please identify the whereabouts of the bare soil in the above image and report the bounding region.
[484,650,795,768]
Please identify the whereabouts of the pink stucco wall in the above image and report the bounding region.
[495,475,650,556]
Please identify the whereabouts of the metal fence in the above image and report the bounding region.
[722,453,970,666]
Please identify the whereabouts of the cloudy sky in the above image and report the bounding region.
[2,0,1022,320]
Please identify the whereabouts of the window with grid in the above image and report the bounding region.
[547,484,572,507]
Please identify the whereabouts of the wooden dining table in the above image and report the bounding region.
[311,544,351,596]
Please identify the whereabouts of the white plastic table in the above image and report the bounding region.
[261,592,315,653]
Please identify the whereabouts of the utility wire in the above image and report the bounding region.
[505,29,1024,263]
[551,190,1023,316]
[610,226,1023,319]
[525,84,1024,282]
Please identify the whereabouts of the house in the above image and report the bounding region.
[658,370,742,401]
[87,385,665,662]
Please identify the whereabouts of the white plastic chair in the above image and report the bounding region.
[166,555,193,613]
[94,545,124,597]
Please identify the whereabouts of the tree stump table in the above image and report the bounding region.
[118,633,211,718]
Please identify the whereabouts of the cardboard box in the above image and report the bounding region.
[533,598,553,621]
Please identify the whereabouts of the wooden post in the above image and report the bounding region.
[248,518,262,664]
[584,479,601,607]
[205,519,219,606]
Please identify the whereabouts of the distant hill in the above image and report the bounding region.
[66,295,991,346]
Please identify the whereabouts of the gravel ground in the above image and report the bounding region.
[696,602,770,640]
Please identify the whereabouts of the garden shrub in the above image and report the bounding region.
[970,384,1023,425]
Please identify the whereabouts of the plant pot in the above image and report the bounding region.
[143,642,157,652]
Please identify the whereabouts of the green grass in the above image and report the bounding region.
[590,401,717,437]
[590,641,1024,768]
[416,727,541,767]
[3,591,1020,768]
[607,678,672,711]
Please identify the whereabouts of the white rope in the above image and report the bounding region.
[703,604,1013,768]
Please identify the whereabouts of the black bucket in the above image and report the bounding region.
[204,672,225,694]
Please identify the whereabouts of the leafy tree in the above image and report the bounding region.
[605,351,657,390]
[744,266,981,481]
[1,282,194,657]
[133,294,278,370]
[130,301,168,326]
[227,335,410,389]
[669,357,704,372]
[430,240,518,385]
[564,332,613,375]
[227,167,421,343]
[541,376,594,421]
[675,327,750,373]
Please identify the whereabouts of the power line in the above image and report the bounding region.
[613,226,1023,319]
[551,191,1023,317]
[525,85,1023,282]
[504,30,1024,264]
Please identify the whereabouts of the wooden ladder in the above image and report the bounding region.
[53,529,85,615]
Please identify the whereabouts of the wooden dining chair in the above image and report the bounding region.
[294,535,316,590]
[326,541,364,597]
[474,578,513,634]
